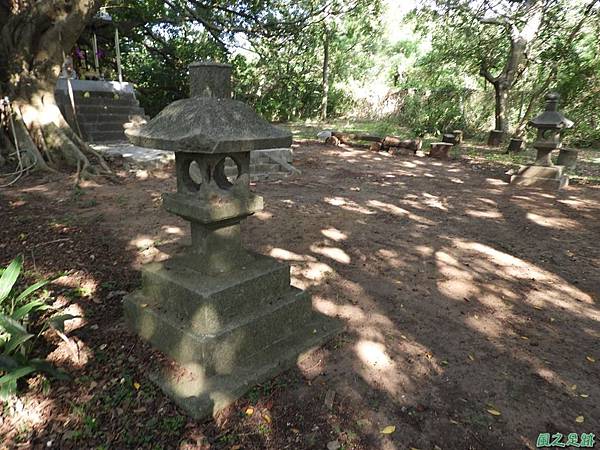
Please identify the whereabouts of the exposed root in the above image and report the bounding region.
[42,121,93,176]
[12,117,52,172]
[62,125,112,175]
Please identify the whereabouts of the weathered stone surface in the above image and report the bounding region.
[516,165,564,179]
[124,70,340,421]
[487,130,505,147]
[507,138,525,153]
[137,254,292,334]
[189,62,232,99]
[508,165,569,189]
[557,148,578,170]
[149,313,341,419]
[429,142,453,159]
[125,97,292,153]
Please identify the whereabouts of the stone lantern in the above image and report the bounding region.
[123,96,341,419]
[508,92,573,189]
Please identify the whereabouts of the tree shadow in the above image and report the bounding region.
[1,143,599,449]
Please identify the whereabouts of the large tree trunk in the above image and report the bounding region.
[479,1,542,137]
[493,81,509,133]
[0,0,108,180]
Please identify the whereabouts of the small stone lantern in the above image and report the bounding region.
[123,96,341,419]
[528,92,573,166]
[508,92,574,189]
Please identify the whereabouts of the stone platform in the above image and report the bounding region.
[508,165,569,189]
[94,143,296,179]
[123,252,341,418]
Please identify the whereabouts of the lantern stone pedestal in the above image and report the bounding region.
[508,93,573,190]
[508,165,569,189]
[123,97,342,418]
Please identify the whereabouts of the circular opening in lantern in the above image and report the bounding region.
[188,160,204,188]
[214,156,240,190]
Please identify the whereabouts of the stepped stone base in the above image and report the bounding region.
[508,165,569,189]
[123,251,342,418]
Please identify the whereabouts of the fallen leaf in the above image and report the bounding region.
[133,382,141,390]
[262,413,272,424]
[586,356,595,363]
[575,415,584,423]
[380,425,396,434]
[571,384,577,391]
[291,428,300,434]
[533,305,542,310]
[231,445,242,450]
[449,419,460,425]
[441,360,449,366]
[520,336,529,340]
[245,407,254,416]
[580,394,589,398]
[99,344,108,351]
[467,354,475,361]
[487,409,501,416]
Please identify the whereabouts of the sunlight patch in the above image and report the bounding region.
[321,227,348,241]
[310,245,351,264]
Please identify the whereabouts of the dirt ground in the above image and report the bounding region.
[1,142,599,450]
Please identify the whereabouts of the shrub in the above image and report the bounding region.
[0,256,76,398]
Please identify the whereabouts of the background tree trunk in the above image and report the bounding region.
[320,25,330,121]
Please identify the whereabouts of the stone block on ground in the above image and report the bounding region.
[429,142,453,159]
[557,148,578,170]
[508,165,569,190]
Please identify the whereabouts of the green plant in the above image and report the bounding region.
[0,256,76,398]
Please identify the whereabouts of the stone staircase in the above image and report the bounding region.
[55,80,147,144]
[224,148,295,181]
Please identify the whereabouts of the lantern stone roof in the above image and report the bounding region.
[528,92,574,129]
[125,97,292,153]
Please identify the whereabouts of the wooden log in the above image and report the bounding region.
[325,136,340,146]
[429,142,453,159]
[331,131,382,144]
[390,147,416,157]
[381,136,421,151]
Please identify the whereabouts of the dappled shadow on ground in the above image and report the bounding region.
[1,144,599,449]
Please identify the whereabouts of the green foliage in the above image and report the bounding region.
[0,257,74,398]
[111,0,381,121]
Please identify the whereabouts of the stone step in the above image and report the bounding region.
[138,253,292,334]
[149,310,342,419]
[224,163,281,177]
[75,104,146,116]
[86,130,127,143]
[250,172,290,181]
[72,97,140,107]
[78,114,147,127]
[78,117,128,132]
[124,284,315,375]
